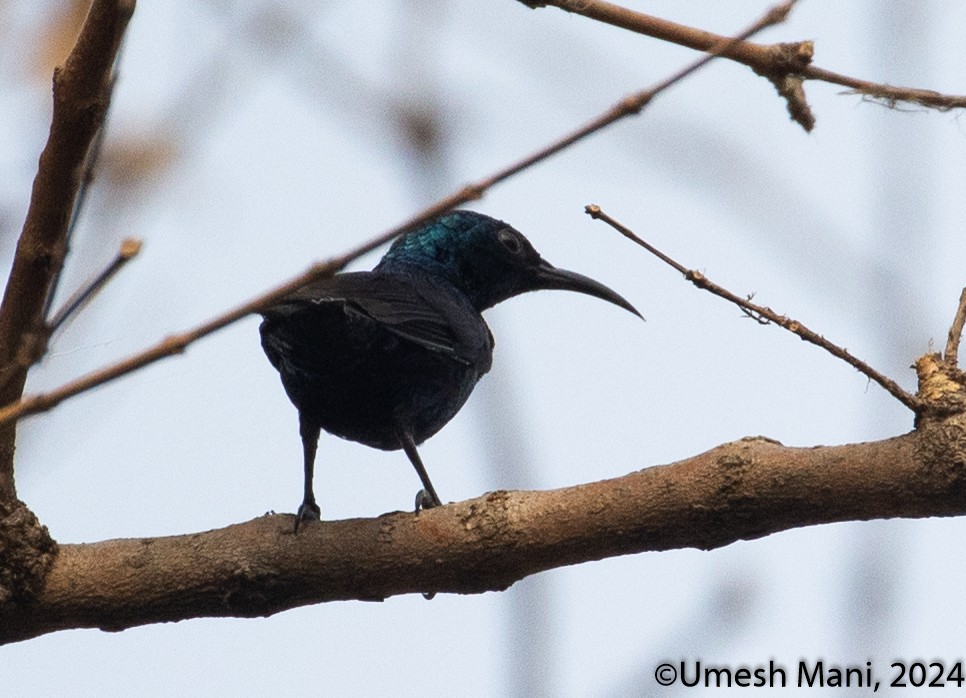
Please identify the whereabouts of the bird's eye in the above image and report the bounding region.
[498,229,523,255]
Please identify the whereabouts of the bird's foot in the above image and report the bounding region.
[293,499,321,533]
[414,488,441,513]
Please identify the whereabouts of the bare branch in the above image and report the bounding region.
[519,0,797,68]
[521,0,966,130]
[586,204,921,412]
[0,0,135,499]
[6,422,966,645]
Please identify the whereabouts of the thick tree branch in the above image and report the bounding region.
[3,409,965,645]
[0,0,135,500]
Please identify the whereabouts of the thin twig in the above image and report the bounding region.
[522,0,966,131]
[944,288,966,367]
[43,63,123,323]
[47,238,142,336]
[585,204,921,413]
[0,254,348,428]
[807,65,966,111]
[0,2,793,429]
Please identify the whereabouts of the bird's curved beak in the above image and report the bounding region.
[534,260,643,319]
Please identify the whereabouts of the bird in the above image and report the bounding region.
[259,210,641,531]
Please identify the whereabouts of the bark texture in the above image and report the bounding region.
[2,402,964,644]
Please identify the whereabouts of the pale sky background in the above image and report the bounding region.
[3,1,966,695]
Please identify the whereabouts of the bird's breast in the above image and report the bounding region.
[260,286,494,451]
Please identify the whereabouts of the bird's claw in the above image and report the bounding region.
[414,488,440,513]
[293,499,321,533]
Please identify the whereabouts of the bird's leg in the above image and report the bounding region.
[294,413,322,533]
[395,425,442,512]
[395,425,441,600]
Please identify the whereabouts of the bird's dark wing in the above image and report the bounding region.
[262,272,489,365]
